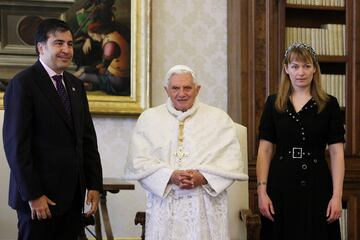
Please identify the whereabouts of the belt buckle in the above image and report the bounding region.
[292,147,302,159]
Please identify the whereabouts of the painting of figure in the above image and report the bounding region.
[69,0,131,96]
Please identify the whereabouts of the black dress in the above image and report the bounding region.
[258,94,345,240]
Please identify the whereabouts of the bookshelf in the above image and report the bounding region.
[228,0,360,239]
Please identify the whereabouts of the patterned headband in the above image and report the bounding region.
[284,42,317,62]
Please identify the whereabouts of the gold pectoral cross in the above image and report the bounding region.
[174,121,189,163]
[174,146,189,161]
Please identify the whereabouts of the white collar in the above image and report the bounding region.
[166,98,199,121]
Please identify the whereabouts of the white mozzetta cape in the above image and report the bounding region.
[124,99,248,240]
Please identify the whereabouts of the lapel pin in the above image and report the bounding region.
[72,87,76,92]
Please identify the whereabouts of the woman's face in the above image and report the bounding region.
[285,58,316,91]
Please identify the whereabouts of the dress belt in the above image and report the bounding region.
[278,147,323,159]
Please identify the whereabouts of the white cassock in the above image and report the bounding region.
[124,98,248,240]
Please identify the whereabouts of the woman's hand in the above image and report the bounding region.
[326,195,342,223]
[258,186,275,221]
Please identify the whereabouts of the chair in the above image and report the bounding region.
[233,123,261,240]
[134,123,260,240]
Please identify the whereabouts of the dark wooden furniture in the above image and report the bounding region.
[134,211,146,240]
[228,0,360,239]
[95,178,135,240]
[240,209,261,240]
[82,178,135,240]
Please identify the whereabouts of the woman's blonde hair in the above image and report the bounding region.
[275,43,329,113]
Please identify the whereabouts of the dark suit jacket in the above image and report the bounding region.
[3,60,103,215]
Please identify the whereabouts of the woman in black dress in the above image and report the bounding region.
[256,42,345,240]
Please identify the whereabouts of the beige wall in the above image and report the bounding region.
[0,0,248,239]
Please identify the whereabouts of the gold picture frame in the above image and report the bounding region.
[0,0,150,115]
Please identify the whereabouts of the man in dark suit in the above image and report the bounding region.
[2,18,103,240]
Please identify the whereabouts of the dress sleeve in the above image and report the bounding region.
[258,95,277,143]
[327,96,345,144]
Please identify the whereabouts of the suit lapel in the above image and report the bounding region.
[33,61,74,131]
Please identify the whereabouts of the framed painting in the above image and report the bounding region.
[0,0,150,115]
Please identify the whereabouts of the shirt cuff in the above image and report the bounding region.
[201,172,234,196]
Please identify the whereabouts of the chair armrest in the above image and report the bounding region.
[239,209,261,240]
[134,211,146,240]
[135,211,146,226]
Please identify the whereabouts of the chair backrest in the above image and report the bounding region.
[228,122,249,239]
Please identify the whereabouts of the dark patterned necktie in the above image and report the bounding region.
[52,75,72,118]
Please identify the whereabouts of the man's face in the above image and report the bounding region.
[165,73,201,112]
[37,30,73,73]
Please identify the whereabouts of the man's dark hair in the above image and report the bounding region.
[34,18,73,55]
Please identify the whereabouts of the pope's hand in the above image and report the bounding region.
[188,170,207,187]
[170,170,192,189]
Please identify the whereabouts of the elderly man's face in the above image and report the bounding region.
[165,73,201,112]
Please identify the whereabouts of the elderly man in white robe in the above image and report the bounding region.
[124,65,248,240]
